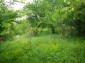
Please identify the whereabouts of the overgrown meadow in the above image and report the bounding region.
[0,31,85,63]
[0,0,85,63]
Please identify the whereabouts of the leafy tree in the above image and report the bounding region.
[61,0,85,36]
[24,0,85,36]
[0,0,18,40]
[24,0,65,34]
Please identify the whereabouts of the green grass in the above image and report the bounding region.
[0,33,85,63]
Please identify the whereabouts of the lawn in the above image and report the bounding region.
[0,33,85,63]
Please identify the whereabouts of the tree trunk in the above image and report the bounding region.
[75,19,81,36]
[50,24,56,34]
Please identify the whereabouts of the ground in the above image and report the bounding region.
[0,32,85,63]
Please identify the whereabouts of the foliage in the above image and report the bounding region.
[0,0,18,40]
[24,0,85,36]
[13,20,30,35]
[0,0,85,63]
[0,33,85,63]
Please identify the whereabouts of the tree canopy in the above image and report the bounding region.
[0,0,18,40]
[0,0,85,41]
[24,0,85,36]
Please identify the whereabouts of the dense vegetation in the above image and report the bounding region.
[0,0,85,63]
[0,0,18,40]
[25,0,85,36]
[0,31,85,63]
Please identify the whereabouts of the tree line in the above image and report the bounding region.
[0,0,85,41]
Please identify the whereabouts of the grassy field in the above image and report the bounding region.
[0,32,85,63]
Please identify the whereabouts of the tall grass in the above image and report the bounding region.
[0,32,85,63]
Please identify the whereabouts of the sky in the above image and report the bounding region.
[5,0,33,10]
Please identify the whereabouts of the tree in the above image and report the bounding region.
[0,0,18,40]
[61,0,85,36]
[24,0,85,36]
[24,0,65,34]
